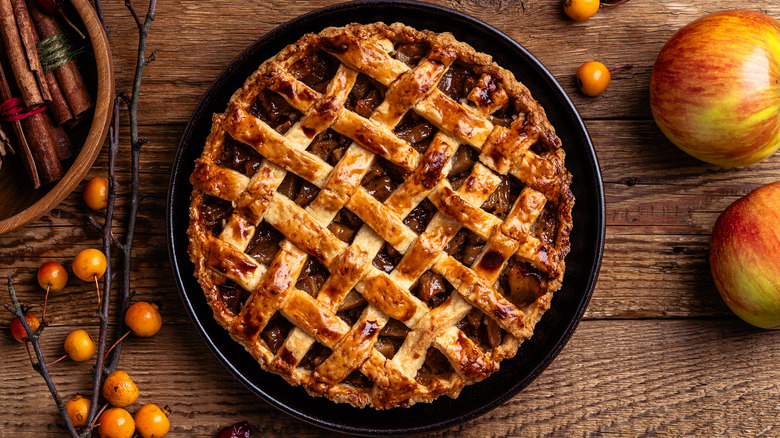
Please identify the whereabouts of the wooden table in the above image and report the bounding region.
[3,0,780,436]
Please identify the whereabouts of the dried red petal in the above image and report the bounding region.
[217,421,250,438]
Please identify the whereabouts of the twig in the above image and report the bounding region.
[125,0,142,29]
[86,216,125,250]
[81,95,120,438]
[105,0,156,376]
[5,276,79,438]
[81,0,157,434]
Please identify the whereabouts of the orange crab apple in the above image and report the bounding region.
[710,181,780,329]
[650,10,780,166]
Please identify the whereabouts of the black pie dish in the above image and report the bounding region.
[167,1,605,435]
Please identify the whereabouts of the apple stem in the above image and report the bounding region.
[59,10,86,39]
[25,341,36,366]
[88,403,108,431]
[46,354,68,367]
[94,275,100,308]
[600,0,631,6]
[104,330,131,359]
[42,285,50,323]
[608,64,633,72]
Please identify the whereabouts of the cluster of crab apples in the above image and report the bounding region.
[9,177,171,438]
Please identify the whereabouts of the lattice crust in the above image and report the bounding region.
[188,22,574,409]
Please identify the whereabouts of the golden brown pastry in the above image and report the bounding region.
[188,22,573,408]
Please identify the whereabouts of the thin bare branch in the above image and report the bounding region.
[5,276,79,438]
[124,0,142,29]
[82,95,121,435]
[86,216,124,250]
[105,0,157,376]
[78,1,156,434]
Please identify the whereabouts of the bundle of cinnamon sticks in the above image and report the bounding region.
[0,0,92,188]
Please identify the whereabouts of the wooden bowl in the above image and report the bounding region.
[0,0,113,234]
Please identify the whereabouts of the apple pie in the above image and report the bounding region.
[188,22,573,408]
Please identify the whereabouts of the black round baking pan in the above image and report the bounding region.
[167,1,605,435]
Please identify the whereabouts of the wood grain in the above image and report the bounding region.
[1,0,780,436]
[2,320,779,437]
[100,1,780,124]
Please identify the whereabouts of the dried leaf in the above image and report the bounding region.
[0,126,14,170]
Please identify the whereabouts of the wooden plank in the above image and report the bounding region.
[97,1,780,124]
[0,319,777,436]
[592,120,780,230]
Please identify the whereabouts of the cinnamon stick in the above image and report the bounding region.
[13,0,73,126]
[42,62,74,126]
[0,0,43,106]
[12,0,51,102]
[0,58,39,188]
[20,0,74,128]
[21,110,64,184]
[28,2,92,120]
[48,115,72,160]
[0,32,62,185]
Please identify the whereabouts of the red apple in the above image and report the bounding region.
[710,181,780,328]
[650,10,780,166]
